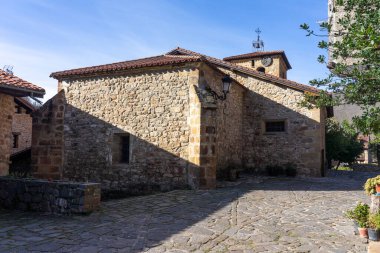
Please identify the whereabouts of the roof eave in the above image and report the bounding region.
[223,52,292,70]
[50,60,204,80]
[209,61,318,94]
[14,97,36,112]
[168,47,317,94]
[0,85,45,98]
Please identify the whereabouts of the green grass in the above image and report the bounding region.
[337,166,353,171]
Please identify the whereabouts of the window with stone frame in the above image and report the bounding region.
[112,133,130,164]
[265,120,286,133]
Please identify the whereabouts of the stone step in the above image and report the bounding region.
[368,241,380,253]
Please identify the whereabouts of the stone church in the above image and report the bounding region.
[32,47,330,192]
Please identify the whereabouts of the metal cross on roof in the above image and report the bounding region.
[252,28,265,52]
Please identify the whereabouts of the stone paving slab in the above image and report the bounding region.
[0,171,376,253]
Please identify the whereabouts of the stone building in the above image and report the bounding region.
[12,97,35,154]
[32,47,330,192]
[0,69,45,176]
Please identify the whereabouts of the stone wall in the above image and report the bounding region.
[0,93,14,176]
[57,65,199,192]
[187,82,202,189]
[186,64,246,188]
[328,0,356,65]
[227,55,288,78]
[0,177,100,214]
[242,76,325,176]
[32,91,65,179]
[12,105,33,154]
[217,67,325,176]
[200,64,245,171]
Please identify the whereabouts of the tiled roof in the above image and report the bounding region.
[50,47,320,94]
[50,55,203,79]
[0,69,45,95]
[166,47,319,94]
[223,50,292,69]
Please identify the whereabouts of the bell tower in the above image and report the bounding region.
[223,28,292,79]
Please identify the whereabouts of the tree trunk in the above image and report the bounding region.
[377,144,380,167]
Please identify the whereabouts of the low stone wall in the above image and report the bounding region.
[0,177,101,214]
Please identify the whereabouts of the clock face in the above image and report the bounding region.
[261,57,273,67]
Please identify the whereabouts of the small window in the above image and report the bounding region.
[15,106,22,114]
[112,133,130,164]
[120,135,130,163]
[265,121,286,133]
[12,133,19,148]
[251,60,255,67]
[257,67,265,73]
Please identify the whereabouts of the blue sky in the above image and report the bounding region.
[0,0,328,100]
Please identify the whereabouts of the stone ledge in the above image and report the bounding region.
[368,241,380,253]
[0,177,101,214]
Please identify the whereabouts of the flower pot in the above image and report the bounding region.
[353,221,359,235]
[358,227,368,238]
[368,229,380,241]
[376,184,380,194]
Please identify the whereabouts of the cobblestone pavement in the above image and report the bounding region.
[0,171,377,253]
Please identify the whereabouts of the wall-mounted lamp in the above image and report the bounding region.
[206,75,232,101]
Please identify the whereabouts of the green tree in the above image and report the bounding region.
[326,119,364,169]
[300,0,380,135]
[370,133,380,166]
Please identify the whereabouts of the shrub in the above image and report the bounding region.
[266,165,283,177]
[337,166,353,171]
[7,171,32,179]
[325,119,364,169]
[368,213,380,230]
[364,176,380,196]
[285,163,297,177]
[345,202,369,228]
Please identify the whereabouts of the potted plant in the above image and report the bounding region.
[345,209,359,235]
[368,213,380,241]
[345,202,369,238]
[364,176,380,195]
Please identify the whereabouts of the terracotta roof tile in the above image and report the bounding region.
[223,50,292,69]
[0,69,45,94]
[166,47,319,94]
[50,55,203,79]
[51,47,320,94]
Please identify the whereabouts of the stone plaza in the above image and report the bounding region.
[0,171,373,253]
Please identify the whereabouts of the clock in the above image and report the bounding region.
[261,57,273,67]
